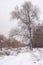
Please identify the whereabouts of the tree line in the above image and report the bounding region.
[0,23,43,48]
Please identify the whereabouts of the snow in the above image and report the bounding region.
[0,48,43,65]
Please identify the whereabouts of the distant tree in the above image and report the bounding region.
[10,1,40,50]
[0,34,7,48]
[32,23,43,47]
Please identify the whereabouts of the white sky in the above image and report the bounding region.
[0,0,43,37]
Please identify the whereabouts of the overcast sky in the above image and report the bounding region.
[0,0,43,37]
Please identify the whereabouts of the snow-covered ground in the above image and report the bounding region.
[0,48,43,65]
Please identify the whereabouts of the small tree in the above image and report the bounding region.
[10,1,40,50]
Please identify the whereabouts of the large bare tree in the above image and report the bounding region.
[10,1,40,49]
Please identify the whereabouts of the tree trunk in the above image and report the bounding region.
[29,26,33,50]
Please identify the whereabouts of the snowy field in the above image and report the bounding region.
[0,47,43,65]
